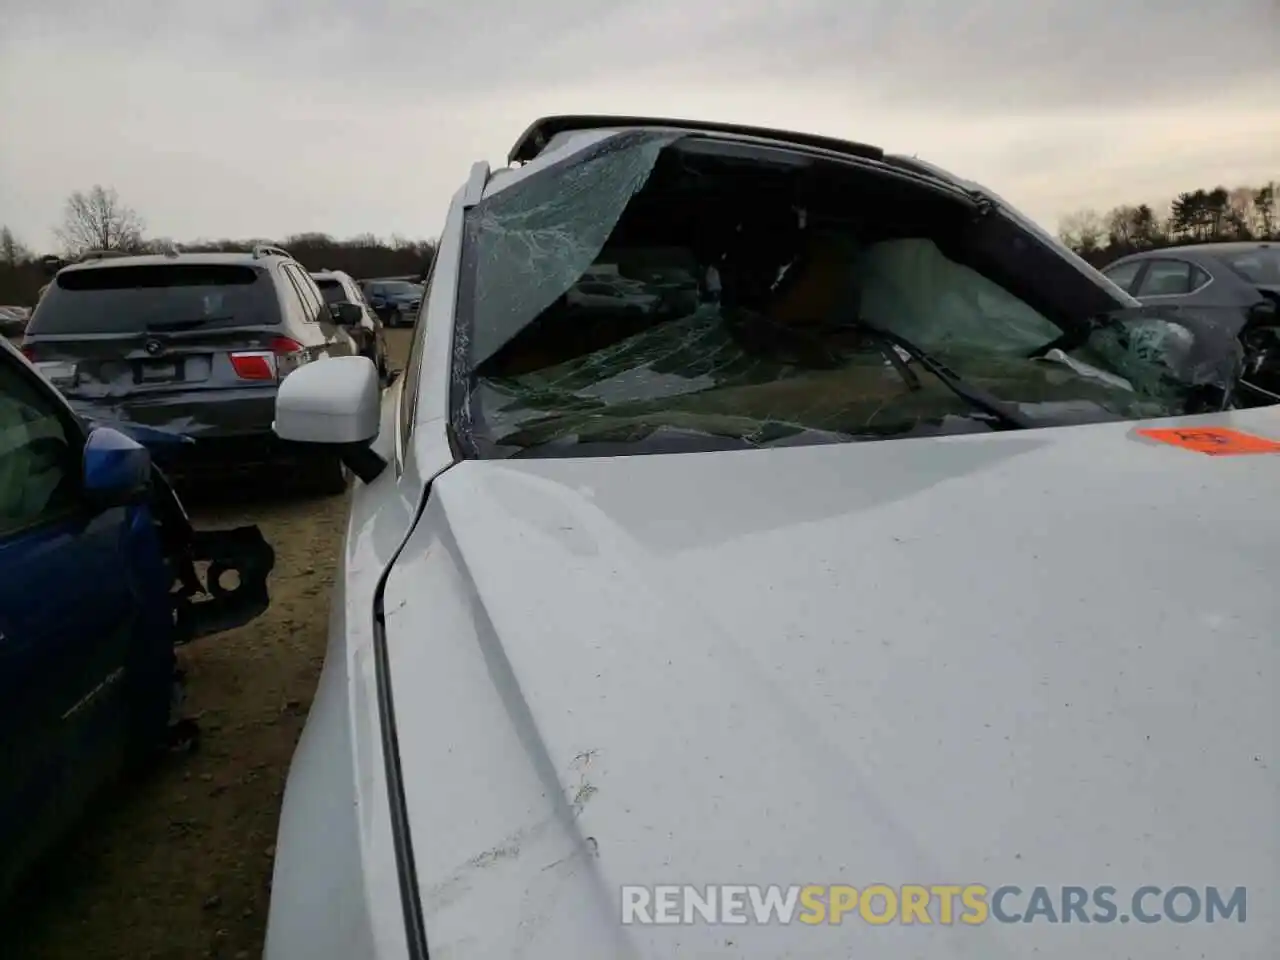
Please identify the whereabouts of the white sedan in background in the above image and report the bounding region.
[264,115,1275,959]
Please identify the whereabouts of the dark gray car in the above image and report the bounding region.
[1102,242,1279,310]
[358,277,422,327]
[1101,242,1280,400]
[20,247,365,494]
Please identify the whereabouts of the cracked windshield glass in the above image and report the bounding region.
[454,132,1245,457]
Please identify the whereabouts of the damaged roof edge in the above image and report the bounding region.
[487,126,980,214]
[508,114,885,165]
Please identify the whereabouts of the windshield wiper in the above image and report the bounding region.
[857,321,1035,430]
[503,424,763,458]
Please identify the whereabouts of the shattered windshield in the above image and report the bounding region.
[451,132,1244,458]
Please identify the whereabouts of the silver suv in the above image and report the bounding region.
[22,245,364,494]
[310,269,390,383]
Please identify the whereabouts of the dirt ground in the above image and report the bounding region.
[3,329,415,960]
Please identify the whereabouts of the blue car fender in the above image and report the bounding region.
[83,416,276,644]
[146,465,276,644]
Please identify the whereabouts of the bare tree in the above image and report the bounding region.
[1227,186,1258,238]
[1058,209,1107,254]
[1105,205,1141,248]
[54,185,145,255]
[1255,183,1276,239]
[0,226,32,265]
[144,236,183,255]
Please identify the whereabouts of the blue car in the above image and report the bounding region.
[0,335,275,901]
[358,277,423,327]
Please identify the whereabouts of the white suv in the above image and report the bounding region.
[264,116,1271,959]
[310,269,390,383]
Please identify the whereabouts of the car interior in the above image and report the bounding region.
[0,357,78,534]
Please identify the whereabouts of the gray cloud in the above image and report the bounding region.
[1,0,1276,247]
[7,0,1275,109]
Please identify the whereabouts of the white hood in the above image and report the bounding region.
[381,410,1280,958]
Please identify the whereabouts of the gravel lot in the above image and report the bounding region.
[4,328,415,960]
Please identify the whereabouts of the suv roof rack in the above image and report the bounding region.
[77,249,135,263]
[508,114,885,165]
[252,244,292,260]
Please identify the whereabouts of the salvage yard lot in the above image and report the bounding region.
[3,328,415,960]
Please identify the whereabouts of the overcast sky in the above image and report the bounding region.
[2,0,1277,251]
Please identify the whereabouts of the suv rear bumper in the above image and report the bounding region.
[69,386,278,438]
[68,388,313,476]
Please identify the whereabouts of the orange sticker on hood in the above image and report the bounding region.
[1137,426,1280,456]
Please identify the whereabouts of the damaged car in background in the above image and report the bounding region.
[263,116,1277,959]
[0,333,275,902]
[20,247,365,495]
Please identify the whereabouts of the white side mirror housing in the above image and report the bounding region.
[274,355,380,445]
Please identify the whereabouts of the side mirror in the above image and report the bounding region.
[82,426,152,507]
[273,356,386,482]
[329,301,364,326]
[38,254,66,278]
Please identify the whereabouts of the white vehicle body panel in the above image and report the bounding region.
[265,186,466,960]
[382,408,1279,958]
[262,382,423,960]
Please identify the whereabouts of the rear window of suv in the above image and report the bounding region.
[313,277,348,304]
[27,263,281,335]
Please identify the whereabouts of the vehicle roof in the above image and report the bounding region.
[309,269,354,281]
[1121,241,1276,260]
[56,251,286,273]
[489,120,979,216]
[508,114,884,165]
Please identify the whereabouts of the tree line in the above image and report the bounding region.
[1057,180,1277,266]
[7,178,1275,307]
[0,185,437,306]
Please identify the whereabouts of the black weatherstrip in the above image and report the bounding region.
[371,466,458,960]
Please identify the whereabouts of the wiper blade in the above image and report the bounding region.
[504,424,761,459]
[859,321,1034,430]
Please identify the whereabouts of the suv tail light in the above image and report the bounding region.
[19,342,36,362]
[229,337,304,382]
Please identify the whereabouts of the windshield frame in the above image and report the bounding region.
[448,132,1232,460]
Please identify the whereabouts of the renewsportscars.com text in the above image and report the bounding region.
[620,884,1248,926]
